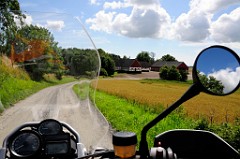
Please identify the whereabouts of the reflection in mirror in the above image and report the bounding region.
[196,46,240,95]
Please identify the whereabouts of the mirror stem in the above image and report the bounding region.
[139,83,201,159]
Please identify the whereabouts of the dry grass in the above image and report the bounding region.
[95,79,240,123]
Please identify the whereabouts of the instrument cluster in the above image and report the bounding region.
[8,119,76,158]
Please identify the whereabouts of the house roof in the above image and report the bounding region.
[115,59,142,67]
[139,61,151,68]
[151,60,187,68]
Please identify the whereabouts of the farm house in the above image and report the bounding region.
[151,61,188,71]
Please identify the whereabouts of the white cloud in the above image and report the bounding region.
[190,0,239,13]
[170,0,240,42]
[87,1,171,38]
[208,67,240,93]
[104,1,127,9]
[87,0,240,44]
[46,20,65,31]
[210,7,240,43]
[173,10,210,42]
[89,0,101,5]
[86,11,115,33]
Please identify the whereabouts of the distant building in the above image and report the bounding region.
[151,61,188,71]
[115,59,151,72]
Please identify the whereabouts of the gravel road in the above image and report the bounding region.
[0,82,112,151]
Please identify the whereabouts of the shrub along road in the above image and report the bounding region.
[0,82,112,150]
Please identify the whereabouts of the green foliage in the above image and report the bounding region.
[168,66,181,80]
[0,56,76,112]
[0,0,23,54]
[159,66,186,81]
[62,48,99,79]
[16,25,64,81]
[100,68,108,76]
[198,72,224,94]
[160,54,177,61]
[98,49,115,76]
[92,90,195,147]
[73,82,90,100]
[179,69,188,81]
[136,51,151,63]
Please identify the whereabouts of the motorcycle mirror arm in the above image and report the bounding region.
[139,83,203,159]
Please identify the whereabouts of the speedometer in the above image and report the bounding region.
[38,119,62,135]
[10,130,41,158]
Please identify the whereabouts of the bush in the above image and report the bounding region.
[100,68,108,77]
[159,66,185,81]
[179,69,188,81]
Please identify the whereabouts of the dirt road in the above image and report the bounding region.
[0,82,112,150]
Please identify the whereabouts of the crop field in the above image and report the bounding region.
[95,79,240,123]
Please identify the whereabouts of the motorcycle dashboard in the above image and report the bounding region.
[38,119,62,135]
[6,119,76,158]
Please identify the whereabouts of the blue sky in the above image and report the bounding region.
[18,0,240,66]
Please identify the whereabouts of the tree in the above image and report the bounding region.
[70,49,99,78]
[98,49,115,76]
[159,66,186,81]
[0,0,24,55]
[159,66,168,80]
[198,72,224,94]
[179,69,188,81]
[149,52,156,64]
[160,54,177,61]
[61,48,100,78]
[168,66,181,80]
[14,25,64,80]
[123,55,129,60]
[136,51,151,63]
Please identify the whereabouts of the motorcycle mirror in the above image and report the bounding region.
[193,45,240,95]
[139,45,240,159]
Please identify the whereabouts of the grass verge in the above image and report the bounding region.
[92,90,195,147]
[0,75,76,113]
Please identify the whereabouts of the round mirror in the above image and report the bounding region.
[193,45,240,95]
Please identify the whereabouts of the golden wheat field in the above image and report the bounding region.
[95,79,240,123]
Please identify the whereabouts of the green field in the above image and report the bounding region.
[95,79,240,123]
[90,88,240,151]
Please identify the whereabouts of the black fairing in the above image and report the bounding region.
[154,129,240,159]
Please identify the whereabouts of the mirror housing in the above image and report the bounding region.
[193,45,240,96]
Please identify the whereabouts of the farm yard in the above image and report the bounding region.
[95,78,240,123]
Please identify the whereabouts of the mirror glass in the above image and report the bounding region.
[195,46,240,95]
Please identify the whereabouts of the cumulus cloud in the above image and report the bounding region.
[114,7,170,38]
[208,67,240,93]
[210,8,240,43]
[104,1,127,9]
[86,11,115,33]
[87,0,240,43]
[173,10,210,42]
[46,20,65,31]
[89,0,101,5]
[168,0,239,42]
[87,0,171,38]
[190,0,239,13]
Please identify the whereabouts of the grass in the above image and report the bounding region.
[95,79,240,123]
[91,89,196,147]
[0,55,76,112]
[73,81,90,100]
[87,87,240,152]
